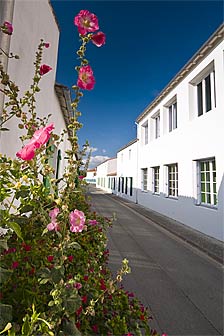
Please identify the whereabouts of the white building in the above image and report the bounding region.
[0,0,72,179]
[117,24,224,241]
[116,139,138,201]
[96,158,117,193]
[84,168,97,184]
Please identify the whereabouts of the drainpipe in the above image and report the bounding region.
[0,0,15,118]
[135,122,139,204]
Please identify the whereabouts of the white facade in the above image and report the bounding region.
[117,24,224,241]
[84,169,97,184]
[116,139,138,201]
[96,158,117,193]
[0,0,71,178]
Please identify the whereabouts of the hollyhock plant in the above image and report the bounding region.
[69,209,86,232]
[39,64,52,76]
[77,65,95,90]
[1,21,13,35]
[91,31,106,47]
[16,123,54,160]
[74,9,99,35]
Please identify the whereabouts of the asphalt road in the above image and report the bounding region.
[88,187,223,336]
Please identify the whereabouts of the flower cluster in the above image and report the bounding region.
[74,10,106,91]
[47,208,86,233]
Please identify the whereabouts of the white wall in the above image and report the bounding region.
[116,140,138,201]
[136,39,224,241]
[0,0,70,177]
[96,158,117,193]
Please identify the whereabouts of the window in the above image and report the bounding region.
[142,121,148,145]
[197,70,216,116]
[152,166,160,194]
[198,158,217,206]
[141,168,148,191]
[168,102,177,132]
[168,164,178,197]
[118,178,121,192]
[155,114,160,138]
[125,177,128,194]
[129,177,133,196]
[121,177,124,193]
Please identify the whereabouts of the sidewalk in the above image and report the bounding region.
[107,192,224,265]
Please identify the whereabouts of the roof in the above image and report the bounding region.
[107,172,117,176]
[136,23,224,123]
[55,83,73,137]
[117,138,138,153]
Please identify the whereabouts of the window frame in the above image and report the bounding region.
[196,158,217,207]
[142,121,148,145]
[168,101,177,132]
[196,70,216,117]
[152,166,160,194]
[141,168,148,192]
[166,163,178,198]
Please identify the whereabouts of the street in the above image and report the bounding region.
[88,187,223,336]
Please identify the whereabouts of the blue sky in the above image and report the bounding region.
[51,0,223,168]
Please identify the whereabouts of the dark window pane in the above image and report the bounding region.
[205,74,211,112]
[169,106,172,132]
[197,82,203,116]
[173,102,177,129]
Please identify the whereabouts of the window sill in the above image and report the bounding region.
[167,196,178,200]
[195,203,218,210]
[152,192,160,196]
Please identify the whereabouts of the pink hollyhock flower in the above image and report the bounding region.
[78,175,85,180]
[39,64,52,76]
[74,282,82,290]
[22,243,31,251]
[16,123,54,161]
[2,21,13,35]
[91,31,106,47]
[69,209,85,233]
[67,255,74,262]
[16,143,36,160]
[31,123,54,148]
[47,208,60,231]
[82,295,87,304]
[74,10,99,36]
[88,219,98,226]
[12,261,19,269]
[47,255,54,262]
[44,42,50,48]
[77,65,95,90]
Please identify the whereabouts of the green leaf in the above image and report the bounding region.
[0,128,9,132]
[48,301,55,307]
[7,222,23,240]
[68,242,81,250]
[15,190,30,200]
[19,205,34,214]
[21,315,31,335]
